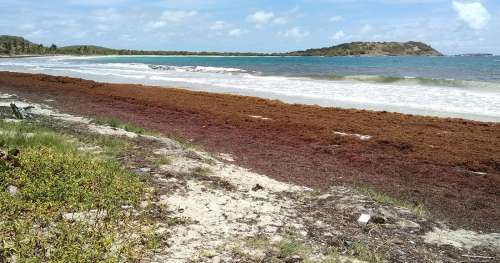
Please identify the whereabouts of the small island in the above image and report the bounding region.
[1,35,442,57]
[287,41,443,56]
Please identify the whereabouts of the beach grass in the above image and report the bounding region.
[243,234,385,263]
[357,185,428,217]
[94,116,146,134]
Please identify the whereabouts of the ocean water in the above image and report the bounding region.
[1,55,500,122]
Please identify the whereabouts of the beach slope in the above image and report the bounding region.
[0,71,498,232]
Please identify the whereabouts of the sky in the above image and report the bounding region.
[1,0,499,54]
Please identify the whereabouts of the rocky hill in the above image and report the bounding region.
[288,41,443,56]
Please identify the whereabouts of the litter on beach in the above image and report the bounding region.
[357,214,371,225]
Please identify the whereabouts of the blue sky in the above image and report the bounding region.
[1,0,499,54]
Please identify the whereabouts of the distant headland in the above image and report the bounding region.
[1,35,442,57]
[288,41,443,56]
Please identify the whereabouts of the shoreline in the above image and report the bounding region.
[2,56,499,123]
[0,71,499,232]
[0,55,51,58]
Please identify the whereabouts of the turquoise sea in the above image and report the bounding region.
[1,55,499,121]
[91,55,500,83]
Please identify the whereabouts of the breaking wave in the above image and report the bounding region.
[148,64,248,74]
[312,74,500,90]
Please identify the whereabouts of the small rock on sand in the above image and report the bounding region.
[357,214,371,225]
[7,185,18,196]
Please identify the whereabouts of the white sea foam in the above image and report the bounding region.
[149,64,246,73]
[1,57,499,122]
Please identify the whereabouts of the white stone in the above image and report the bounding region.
[62,210,108,223]
[7,185,18,196]
[334,131,372,141]
[357,214,371,225]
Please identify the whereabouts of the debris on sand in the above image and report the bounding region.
[249,115,272,121]
[357,214,371,225]
[10,103,33,119]
[334,131,372,141]
[252,184,264,191]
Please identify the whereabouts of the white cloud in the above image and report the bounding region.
[210,21,241,37]
[161,10,197,23]
[210,21,227,30]
[330,15,343,22]
[228,28,242,37]
[145,10,197,31]
[247,11,275,26]
[281,27,309,40]
[273,17,288,25]
[452,1,490,30]
[146,20,167,29]
[330,30,346,41]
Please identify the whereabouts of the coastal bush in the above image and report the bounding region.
[1,146,142,214]
[0,120,156,262]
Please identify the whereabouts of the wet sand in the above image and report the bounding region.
[0,71,498,232]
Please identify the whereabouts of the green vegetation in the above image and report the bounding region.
[276,238,313,259]
[0,35,57,56]
[287,41,442,56]
[242,235,385,263]
[189,166,212,177]
[237,235,314,261]
[80,133,129,158]
[0,35,270,56]
[94,117,146,134]
[0,121,73,152]
[346,242,385,263]
[154,156,172,166]
[0,120,158,262]
[1,35,441,57]
[57,45,117,55]
[357,186,427,217]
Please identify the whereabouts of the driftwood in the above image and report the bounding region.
[10,103,34,119]
[0,148,19,167]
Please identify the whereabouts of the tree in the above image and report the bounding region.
[49,44,57,53]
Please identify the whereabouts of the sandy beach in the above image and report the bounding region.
[3,0,500,260]
[1,71,498,232]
